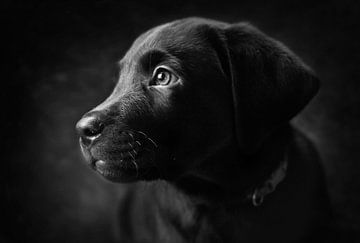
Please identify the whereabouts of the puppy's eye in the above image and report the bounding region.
[151,66,179,86]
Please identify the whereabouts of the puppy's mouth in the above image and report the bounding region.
[80,130,158,182]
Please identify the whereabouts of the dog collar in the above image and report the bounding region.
[247,154,288,207]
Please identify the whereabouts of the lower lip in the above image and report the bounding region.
[94,160,108,170]
[95,160,121,173]
[94,160,138,181]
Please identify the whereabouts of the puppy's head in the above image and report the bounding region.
[76,18,319,183]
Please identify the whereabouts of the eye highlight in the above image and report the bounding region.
[150,66,179,86]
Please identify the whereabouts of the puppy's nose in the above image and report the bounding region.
[76,115,105,147]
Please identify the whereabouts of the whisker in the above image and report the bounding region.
[136,131,148,138]
[135,130,158,149]
[130,160,139,178]
[128,151,135,160]
[128,142,133,149]
[127,132,135,142]
[147,137,158,148]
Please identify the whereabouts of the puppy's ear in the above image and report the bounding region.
[223,23,319,153]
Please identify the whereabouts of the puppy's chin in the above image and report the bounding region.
[87,156,161,182]
[80,144,161,183]
[93,159,140,182]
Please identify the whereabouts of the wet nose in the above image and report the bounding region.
[76,114,105,147]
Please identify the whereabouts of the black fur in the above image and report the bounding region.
[76,17,330,242]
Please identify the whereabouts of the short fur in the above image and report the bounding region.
[76,17,330,242]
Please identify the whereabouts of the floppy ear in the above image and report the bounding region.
[223,23,319,153]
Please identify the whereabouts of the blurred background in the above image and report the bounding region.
[1,0,360,242]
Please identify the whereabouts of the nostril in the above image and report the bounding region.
[76,116,105,140]
[83,122,105,137]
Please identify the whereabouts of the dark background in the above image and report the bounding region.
[2,0,360,242]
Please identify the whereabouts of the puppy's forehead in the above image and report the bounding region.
[124,18,227,60]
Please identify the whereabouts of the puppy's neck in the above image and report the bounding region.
[173,125,292,206]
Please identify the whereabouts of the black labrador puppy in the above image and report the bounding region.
[76,17,330,242]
